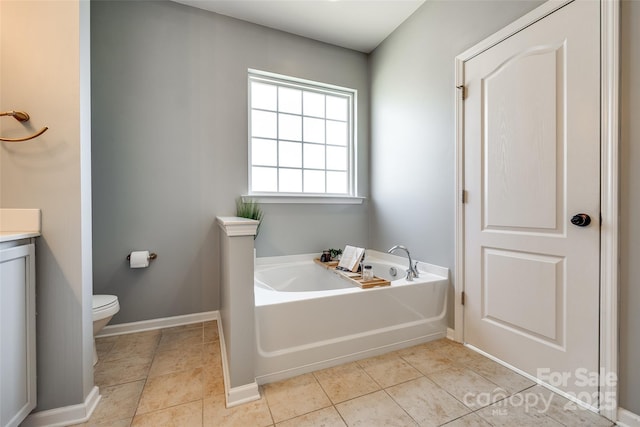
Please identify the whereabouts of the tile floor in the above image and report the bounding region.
[71,321,614,427]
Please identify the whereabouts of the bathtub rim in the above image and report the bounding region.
[254,250,449,306]
[255,249,449,279]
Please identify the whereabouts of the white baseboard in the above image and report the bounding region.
[97,311,218,337]
[22,386,101,427]
[618,407,640,427]
[217,317,261,408]
[446,327,457,341]
[227,382,261,408]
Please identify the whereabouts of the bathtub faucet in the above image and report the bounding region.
[387,245,419,281]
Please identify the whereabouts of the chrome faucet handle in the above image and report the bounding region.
[388,245,420,281]
[406,268,416,281]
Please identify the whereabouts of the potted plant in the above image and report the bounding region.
[235,197,264,239]
[329,248,343,261]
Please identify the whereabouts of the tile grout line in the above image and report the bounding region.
[380,387,420,426]
[131,323,207,423]
[131,326,163,421]
[201,324,205,427]
[309,370,351,427]
[395,351,481,425]
[260,385,277,426]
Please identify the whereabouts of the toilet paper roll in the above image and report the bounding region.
[129,251,150,268]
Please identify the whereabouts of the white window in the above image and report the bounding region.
[248,70,356,197]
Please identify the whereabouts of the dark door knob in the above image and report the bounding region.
[571,213,591,227]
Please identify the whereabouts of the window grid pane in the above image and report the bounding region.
[326,120,347,146]
[252,138,277,167]
[303,143,325,170]
[303,117,325,143]
[327,171,348,194]
[303,92,325,118]
[326,146,347,171]
[279,141,302,168]
[326,96,348,121]
[278,87,301,114]
[251,110,277,139]
[251,82,277,110]
[279,113,302,141]
[250,72,354,195]
[279,168,302,193]
[303,170,325,193]
[252,166,277,192]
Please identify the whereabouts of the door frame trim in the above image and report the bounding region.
[453,0,619,420]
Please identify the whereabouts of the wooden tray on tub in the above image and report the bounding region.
[314,258,391,289]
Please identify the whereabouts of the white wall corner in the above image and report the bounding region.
[21,386,101,427]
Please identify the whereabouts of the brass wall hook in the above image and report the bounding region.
[1,110,30,122]
[0,110,49,142]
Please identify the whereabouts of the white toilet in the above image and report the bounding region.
[92,294,120,365]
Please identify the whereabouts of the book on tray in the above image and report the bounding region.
[337,245,365,273]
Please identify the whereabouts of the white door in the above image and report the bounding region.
[463,0,600,401]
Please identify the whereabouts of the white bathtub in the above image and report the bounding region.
[254,250,449,384]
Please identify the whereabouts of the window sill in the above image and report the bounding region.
[242,194,365,205]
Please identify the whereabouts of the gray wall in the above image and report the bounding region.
[619,0,640,415]
[368,0,543,326]
[91,0,369,324]
[0,0,94,411]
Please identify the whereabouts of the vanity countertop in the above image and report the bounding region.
[0,209,41,242]
[0,230,41,243]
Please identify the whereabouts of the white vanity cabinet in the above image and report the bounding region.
[0,238,36,427]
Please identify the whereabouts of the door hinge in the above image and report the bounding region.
[462,190,468,204]
[457,85,466,100]
[461,291,465,306]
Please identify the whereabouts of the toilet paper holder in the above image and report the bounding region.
[126,252,158,261]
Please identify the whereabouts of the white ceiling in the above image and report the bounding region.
[172,0,425,53]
